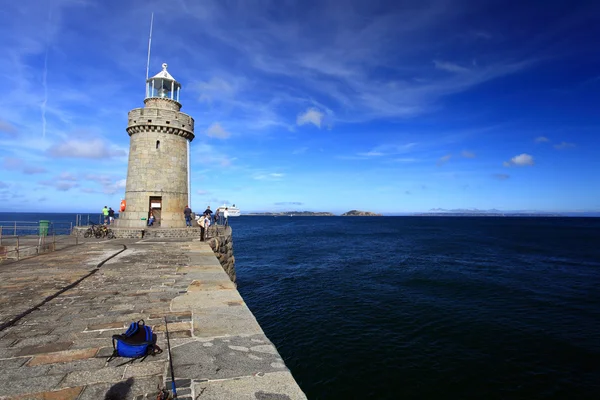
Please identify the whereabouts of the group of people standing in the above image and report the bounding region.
[182,205,229,241]
[101,206,115,225]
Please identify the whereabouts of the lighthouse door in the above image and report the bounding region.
[149,196,162,226]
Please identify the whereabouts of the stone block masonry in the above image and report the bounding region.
[0,236,306,399]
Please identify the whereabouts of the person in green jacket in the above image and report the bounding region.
[102,206,109,224]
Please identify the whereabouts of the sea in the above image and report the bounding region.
[1,213,599,399]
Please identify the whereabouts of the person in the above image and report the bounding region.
[148,212,155,226]
[224,207,229,227]
[204,213,211,239]
[184,205,192,227]
[198,212,206,241]
[203,206,213,224]
[214,209,220,226]
[102,206,109,224]
[108,207,115,225]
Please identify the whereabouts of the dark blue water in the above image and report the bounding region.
[2,213,599,398]
[233,217,600,399]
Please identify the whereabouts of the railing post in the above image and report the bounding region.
[70,222,73,234]
[14,221,16,236]
[16,236,19,261]
[0,226,2,245]
[53,233,56,250]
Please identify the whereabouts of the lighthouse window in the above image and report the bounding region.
[156,140,160,150]
[148,119,152,123]
[166,121,170,124]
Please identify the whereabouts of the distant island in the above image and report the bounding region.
[341,210,382,217]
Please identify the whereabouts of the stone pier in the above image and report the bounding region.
[0,236,306,399]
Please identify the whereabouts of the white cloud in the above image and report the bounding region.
[434,60,470,73]
[205,122,231,139]
[297,108,325,128]
[503,153,534,167]
[47,139,126,159]
[554,141,575,150]
[437,154,452,166]
[461,150,476,158]
[535,136,549,143]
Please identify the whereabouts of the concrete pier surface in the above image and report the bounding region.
[0,239,306,399]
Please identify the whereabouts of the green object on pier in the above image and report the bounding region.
[39,220,50,236]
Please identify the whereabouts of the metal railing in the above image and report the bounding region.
[0,221,81,263]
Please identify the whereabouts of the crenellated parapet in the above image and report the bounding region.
[127,107,195,141]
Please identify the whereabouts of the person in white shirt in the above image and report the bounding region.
[224,207,229,227]
[204,213,211,239]
[198,213,206,241]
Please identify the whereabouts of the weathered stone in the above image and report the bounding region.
[0,375,66,397]
[9,386,83,400]
[60,366,127,387]
[15,342,73,357]
[27,347,99,366]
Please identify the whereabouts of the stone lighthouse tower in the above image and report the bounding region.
[118,63,195,228]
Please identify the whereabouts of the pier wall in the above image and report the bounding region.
[0,237,305,399]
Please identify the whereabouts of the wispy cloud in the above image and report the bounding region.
[437,154,452,166]
[535,136,549,143]
[461,150,476,158]
[205,122,231,139]
[358,143,417,158]
[47,139,126,159]
[39,180,78,191]
[297,108,325,128]
[434,60,470,73]
[503,153,534,167]
[493,173,510,180]
[253,172,285,181]
[58,172,78,181]
[357,151,385,157]
[2,157,47,175]
[0,120,18,136]
[274,202,303,206]
[292,147,309,155]
[554,141,576,150]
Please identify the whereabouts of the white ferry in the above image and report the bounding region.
[216,204,241,217]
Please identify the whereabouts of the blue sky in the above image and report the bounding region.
[0,0,599,214]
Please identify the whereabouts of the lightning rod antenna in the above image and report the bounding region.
[145,12,154,81]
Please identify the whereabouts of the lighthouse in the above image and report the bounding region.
[117,63,195,228]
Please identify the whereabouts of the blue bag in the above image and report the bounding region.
[108,320,162,363]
